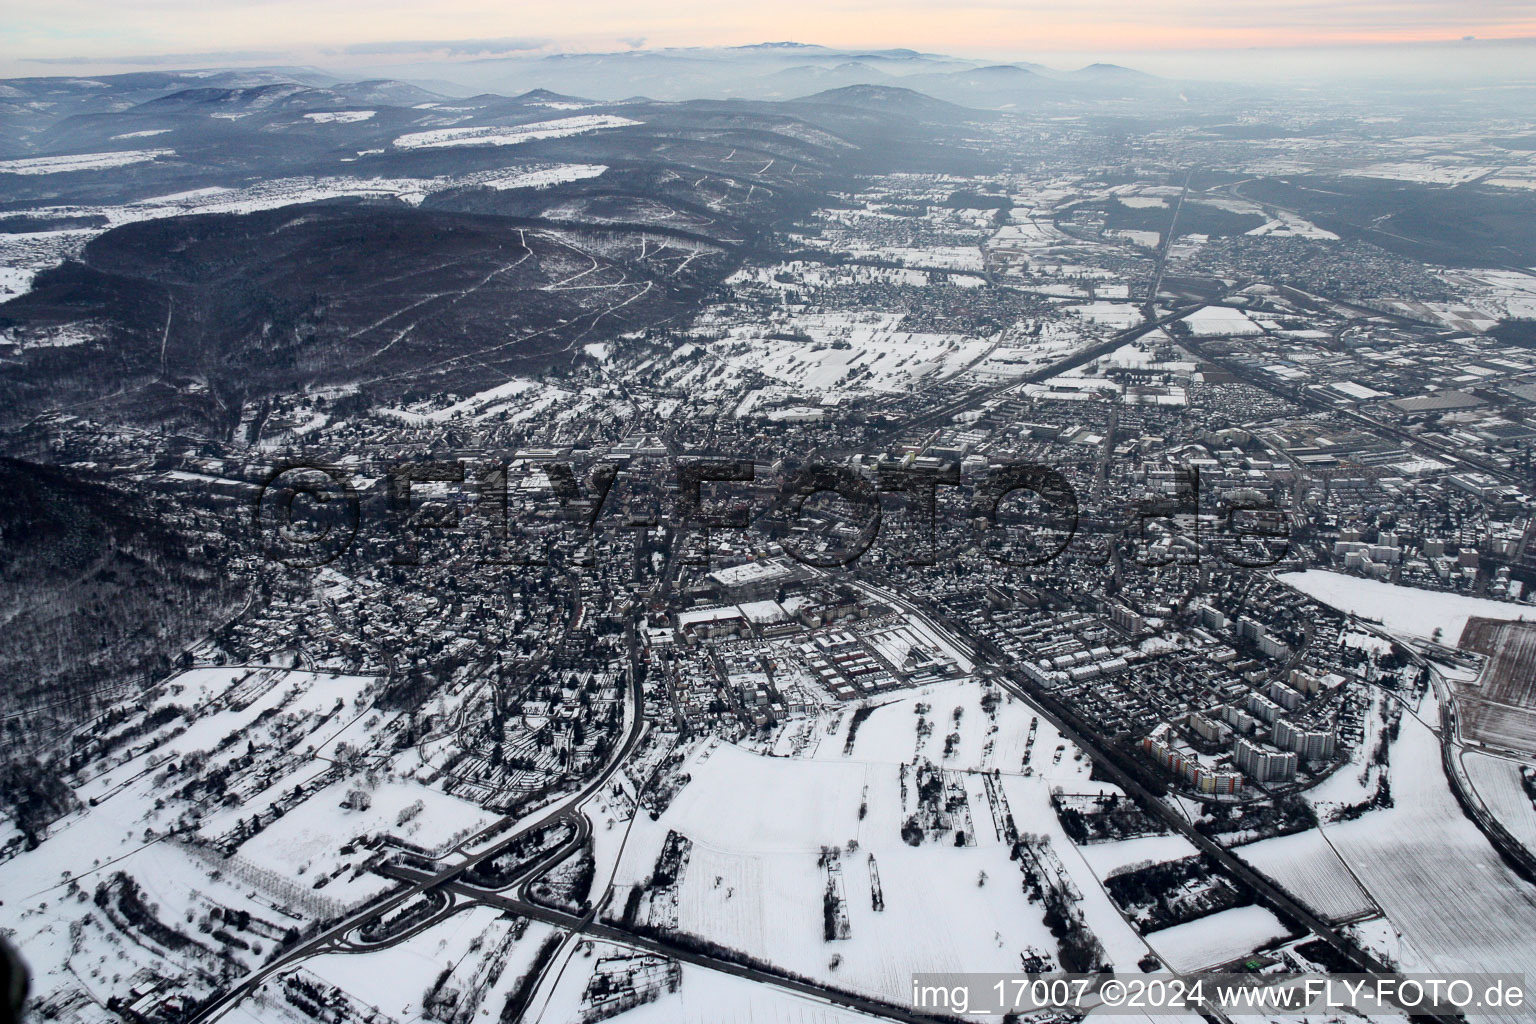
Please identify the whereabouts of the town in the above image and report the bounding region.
[3,42,1536,1024]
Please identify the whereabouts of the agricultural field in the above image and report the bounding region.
[1320,707,1536,1016]
[1232,829,1378,922]
[1139,905,1292,972]
[1461,751,1536,852]
[1456,618,1536,755]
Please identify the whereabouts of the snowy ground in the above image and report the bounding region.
[1461,751,1536,854]
[603,678,1165,1006]
[234,776,492,906]
[0,666,501,1013]
[1232,828,1377,922]
[1319,708,1536,1020]
[1278,570,1535,642]
[1068,302,1142,329]
[393,115,641,150]
[302,110,375,123]
[535,938,896,1024]
[0,149,174,174]
[223,905,558,1024]
[1180,305,1262,337]
[1141,904,1291,972]
[482,163,607,190]
[705,312,992,396]
[1074,834,1198,879]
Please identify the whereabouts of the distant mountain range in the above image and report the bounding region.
[341,41,1194,106]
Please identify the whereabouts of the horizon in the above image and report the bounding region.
[6,10,1536,85]
[2,36,1536,93]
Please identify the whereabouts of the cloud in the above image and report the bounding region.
[22,50,291,65]
[338,37,551,57]
[620,36,647,49]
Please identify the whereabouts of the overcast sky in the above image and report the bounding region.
[4,0,1534,76]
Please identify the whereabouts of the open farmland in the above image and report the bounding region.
[1461,751,1536,852]
[1321,708,1536,1020]
[604,680,1160,1005]
[1141,905,1292,972]
[1232,829,1378,923]
[609,740,1066,1002]
[1456,618,1536,755]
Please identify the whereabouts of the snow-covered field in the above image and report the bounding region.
[393,114,642,150]
[0,149,174,174]
[1180,305,1263,337]
[962,319,1097,382]
[1142,905,1291,972]
[1245,211,1339,240]
[483,163,607,190]
[604,678,1166,1004]
[1321,709,1536,1019]
[226,905,557,1024]
[1068,301,1142,329]
[537,939,893,1024]
[234,776,492,905]
[1278,570,1535,641]
[0,667,401,1005]
[302,110,375,123]
[1075,834,1198,878]
[706,312,991,396]
[1344,162,1494,186]
[1233,829,1377,921]
[1461,751,1536,852]
[0,264,40,302]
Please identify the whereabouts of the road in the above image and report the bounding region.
[881,291,1234,442]
[184,630,648,1024]
[1176,331,1529,489]
[377,870,957,1024]
[1143,171,1191,321]
[850,577,1464,1024]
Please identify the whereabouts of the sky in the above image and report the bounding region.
[3,0,1535,78]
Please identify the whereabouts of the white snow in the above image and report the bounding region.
[1233,828,1376,921]
[1279,570,1535,642]
[393,114,642,150]
[482,163,608,190]
[1180,305,1263,337]
[1143,905,1291,971]
[0,149,174,174]
[1320,708,1536,1013]
[302,110,375,123]
[1076,834,1199,878]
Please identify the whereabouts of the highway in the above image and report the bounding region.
[878,291,1234,442]
[184,628,649,1024]
[377,869,954,1024]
